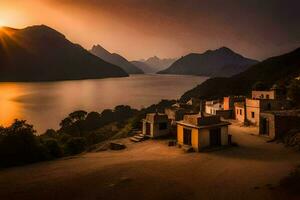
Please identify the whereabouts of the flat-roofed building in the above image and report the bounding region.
[260,110,300,139]
[177,114,231,152]
[142,113,170,138]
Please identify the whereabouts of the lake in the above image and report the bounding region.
[0,74,207,133]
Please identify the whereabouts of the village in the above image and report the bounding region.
[130,83,300,153]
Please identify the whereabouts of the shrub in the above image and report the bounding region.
[42,138,63,158]
[65,137,87,155]
[0,120,48,167]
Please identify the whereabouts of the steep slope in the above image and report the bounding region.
[90,45,143,74]
[0,25,128,82]
[158,47,258,77]
[141,56,177,72]
[131,61,156,73]
[181,47,300,101]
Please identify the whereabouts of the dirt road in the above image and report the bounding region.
[0,124,299,200]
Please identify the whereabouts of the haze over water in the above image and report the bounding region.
[0,74,207,133]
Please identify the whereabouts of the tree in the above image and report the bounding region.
[59,117,73,128]
[65,137,87,155]
[252,81,268,91]
[0,120,48,167]
[69,110,88,122]
[287,80,300,105]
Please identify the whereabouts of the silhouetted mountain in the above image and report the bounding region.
[181,47,300,101]
[0,25,128,82]
[131,61,156,73]
[140,56,177,72]
[158,47,258,77]
[90,45,143,74]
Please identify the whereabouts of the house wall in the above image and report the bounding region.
[143,120,170,138]
[221,126,229,146]
[235,106,245,123]
[205,102,223,115]
[216,110,233,119]
[223,97,231,110]
[177,124,229,151]
[152,122,170,138]
[259,113,276,138]
[198,129,210,149]
[246,98,291,126]
[177,124,199,151]
[252,91,275,99]
[260,113,300,139]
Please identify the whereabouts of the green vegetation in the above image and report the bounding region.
[0,100,176,168]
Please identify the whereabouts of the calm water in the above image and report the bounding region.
[0,74,207,133]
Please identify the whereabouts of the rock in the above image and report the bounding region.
[110,142,126,150]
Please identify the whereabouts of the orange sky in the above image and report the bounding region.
[1,0,300,60]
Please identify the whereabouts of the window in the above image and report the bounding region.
[237,109,239,115]
[266,95,270,99]
[251,112,255,118]
[159,122,167,130]
[240,109,243,115]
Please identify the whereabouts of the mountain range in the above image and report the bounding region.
[139,56,177,73]
[158,47,258,77]
[90,45,143,74]
[181,47,300,101]
[0,25,128,82]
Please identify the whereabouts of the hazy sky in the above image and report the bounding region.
[0,0,299,60]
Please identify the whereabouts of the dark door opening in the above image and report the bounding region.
[145,123,151,135]
[183,128,192,145]
[260,118,269,136]
[210,128,221,146]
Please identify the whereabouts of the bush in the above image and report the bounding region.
[0,120,48,167]
[42,138,63,158]
[65,137,87,155]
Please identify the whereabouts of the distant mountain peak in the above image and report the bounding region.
[158,47,258,77]
[90,44,144,74]
[0,25,128,82]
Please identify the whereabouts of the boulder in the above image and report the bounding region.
[110,142,126,150]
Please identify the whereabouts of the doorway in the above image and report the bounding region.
[183,128,192,145]
[210,128,221,146]
[145,122,151,135]
[260,118,269,136]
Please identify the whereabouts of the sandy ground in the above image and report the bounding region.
[0,124,300,200]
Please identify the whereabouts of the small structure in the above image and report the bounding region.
[142,113,170,138]
[177,114,231,152]
[245,98,290,126]
[234,102,246,123]
[234,85,291,126]
[205,100,223,115]
[224,96,245,110]
[260,110,300,139]
[252,84,285,100]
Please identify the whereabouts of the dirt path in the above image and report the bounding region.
[0,124,299,200]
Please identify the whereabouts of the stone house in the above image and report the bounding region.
[260,110,300,139]
[142,113,171,138]
[234,102,246,123]
[177,114,231,152]
[234,85,291,126]
[245,98,290,126]
[205,100,223,115]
